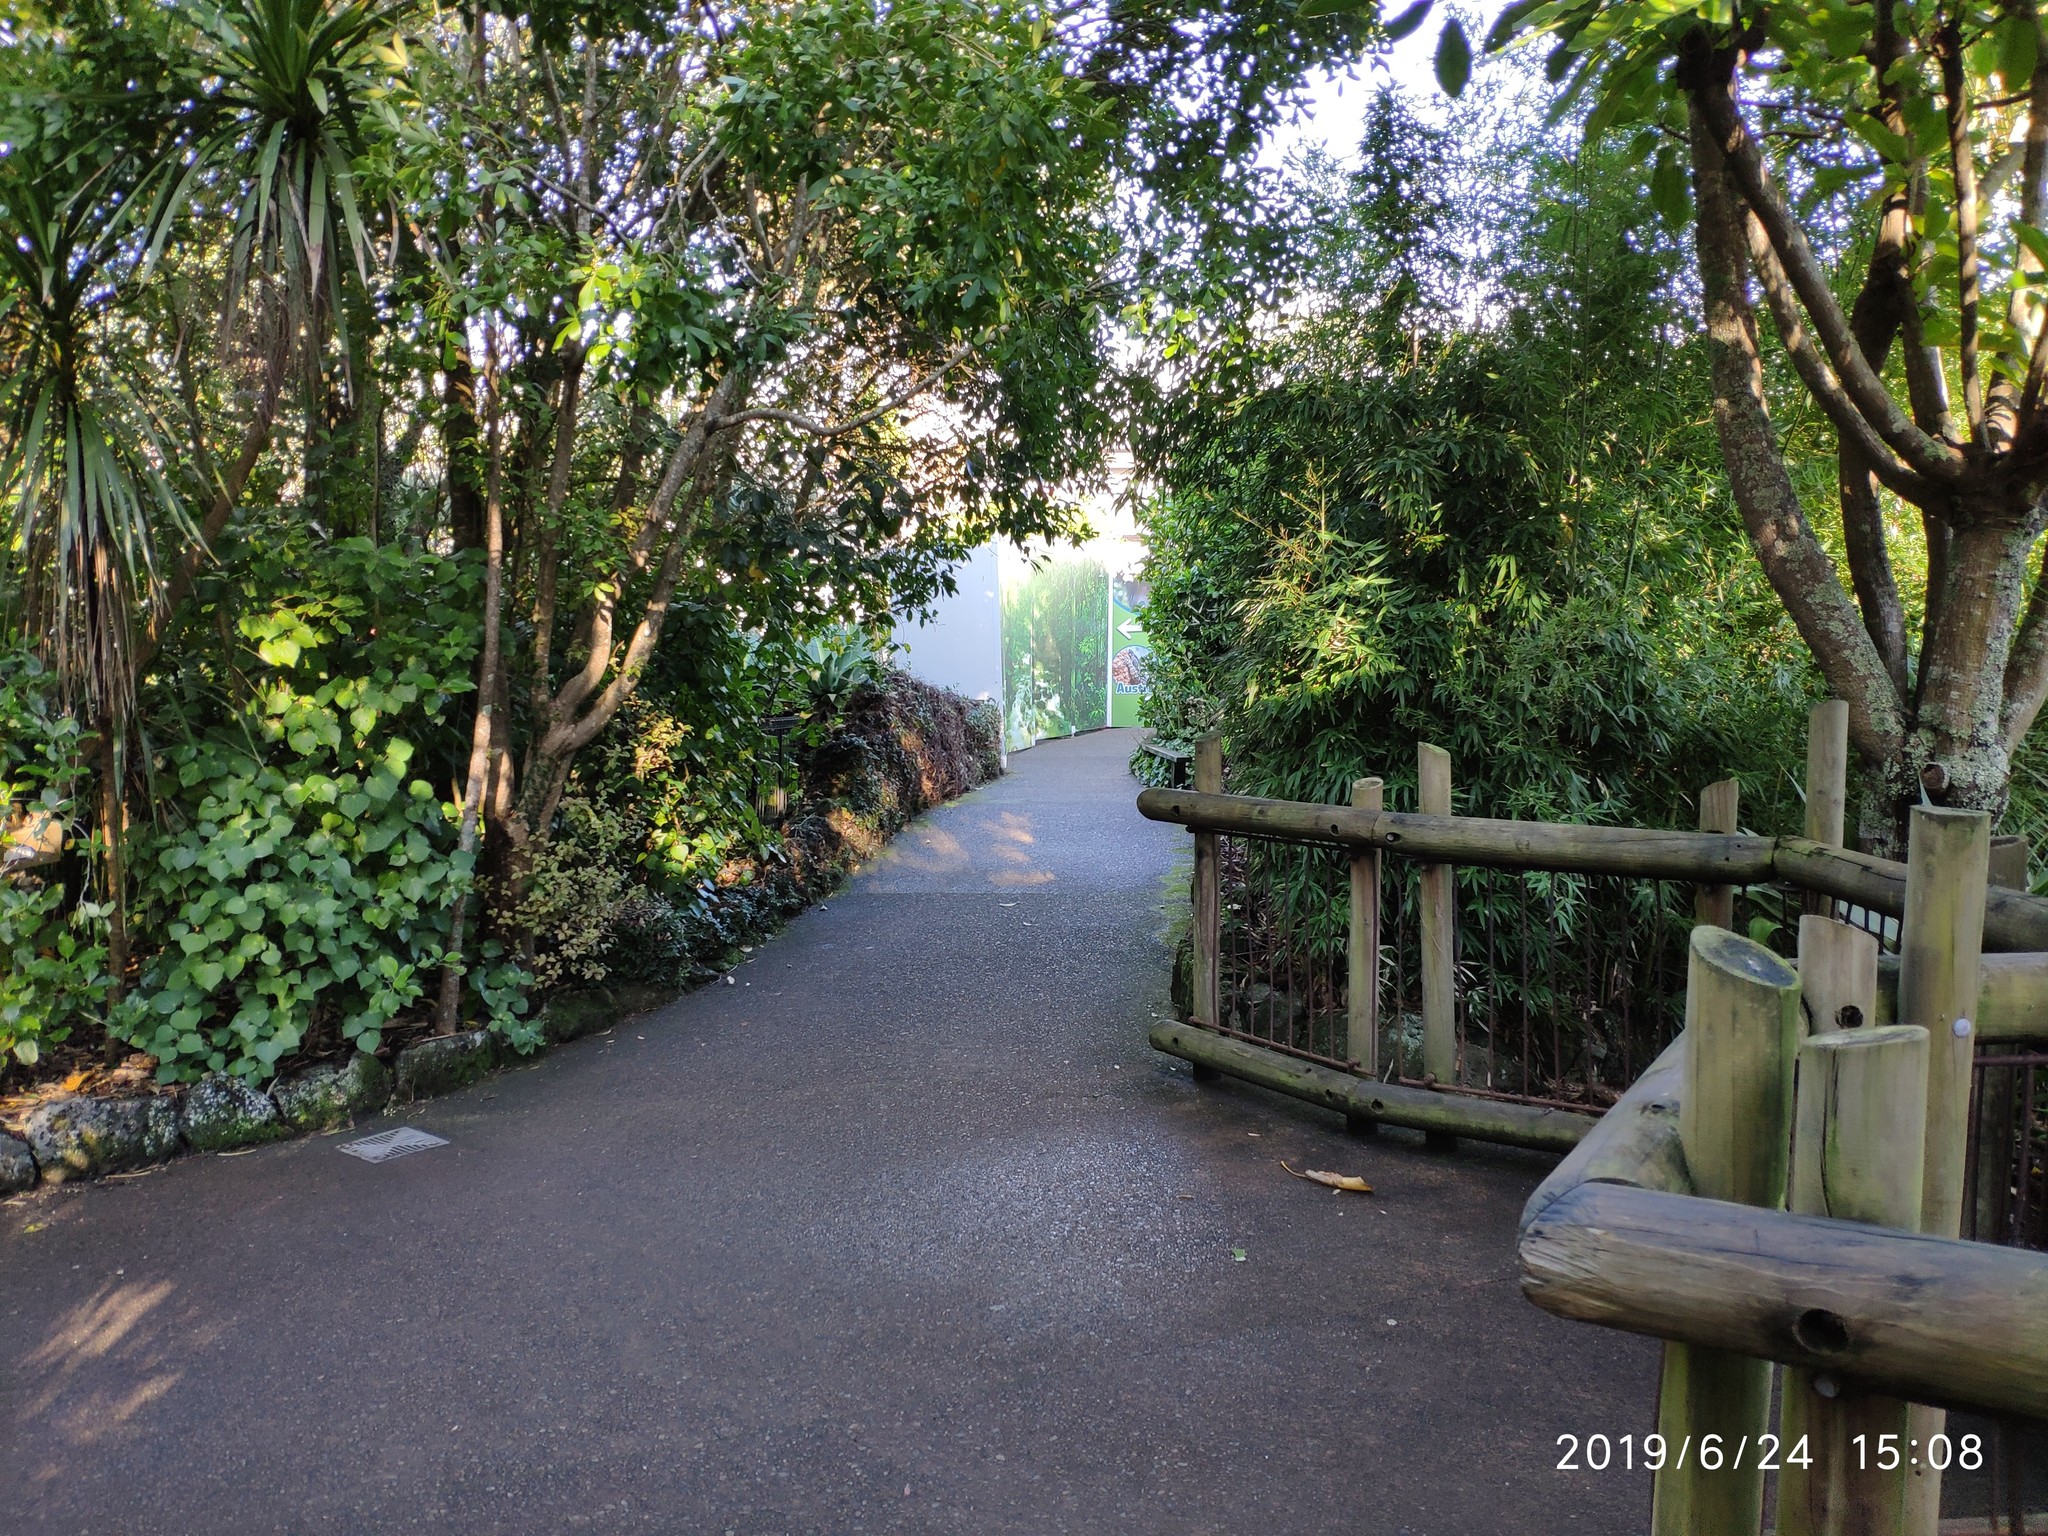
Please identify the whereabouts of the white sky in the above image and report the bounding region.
[1259,11,1505,170]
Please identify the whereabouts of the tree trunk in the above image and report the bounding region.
[95,726,127,1013]
[444,352,486,554]
[1687,83,2048,858]
[434,355,509,1033]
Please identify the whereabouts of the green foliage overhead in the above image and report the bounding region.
[1139,88,1817,831]
[2,0,1388,1085]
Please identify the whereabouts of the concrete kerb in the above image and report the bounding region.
[0,982,690,1198]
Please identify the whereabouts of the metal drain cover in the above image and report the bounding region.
[338,1127,448,1164]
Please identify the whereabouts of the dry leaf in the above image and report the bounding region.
[1281,1161,1373,1194]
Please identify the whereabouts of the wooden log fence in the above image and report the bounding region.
[1148,1019,1593,1152]
[1778,1019,1928,1536]
[1650,928,1802,1535]
[1149,707,2048,1527]
[1345,776,1382,1081]
[1417,743,1456,1092]
[1519,1180,2048,1422]
[1136,791,2048,953]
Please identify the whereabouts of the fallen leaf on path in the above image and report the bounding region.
[1230,1247,1247,1262]
[1281,1161,1373,1194]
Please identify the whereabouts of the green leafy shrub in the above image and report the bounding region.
[0,880,109,1071]
[798,626,880,719]
[1135,92,1818,1088]
[0,644,106,1071]
[118,538,528,1082]
[497,797,642,991]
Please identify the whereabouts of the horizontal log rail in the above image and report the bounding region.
[1517,1029,2048,1425]
[1135,786,2048,953]
[1136,787,1777,881]
[1521,1182,2048,1422]
[1878,949,2048,1041]
[1150,1021,1594,1153]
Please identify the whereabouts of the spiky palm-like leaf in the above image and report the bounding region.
[0,121,189,724]
[155,0,416,365]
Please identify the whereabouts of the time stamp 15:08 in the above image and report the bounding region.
[1556,1433,1986,1472]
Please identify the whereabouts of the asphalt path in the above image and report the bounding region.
[1,726,1659,1534]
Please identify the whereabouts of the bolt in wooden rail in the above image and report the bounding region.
[1897,807,1990,1534]
[1876,949,2048,1040]
[1695,778,1740,931]
[1778,1021,1928,1536]
[1418,743,1455,1095]
[1651,927,1802,1536]
[1347,776,1382,1083]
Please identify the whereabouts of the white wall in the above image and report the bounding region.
[889,543,1001,701]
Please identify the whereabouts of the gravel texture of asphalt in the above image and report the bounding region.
[1,726,1664,1535]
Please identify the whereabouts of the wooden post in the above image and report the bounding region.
[1695,778,1740,930]
[1418,743,1455,1091]
[1778,1022,1928,1536]
[1988,834,2029,889]
[1974,836,2025,1242]
[1347,777,1383,1082]
[1796,916,1878,1035]
[1896,805,1989,1536]
[1189,733,1223,1082]
[1804,701,1850,848]
[1651,926,1801,1536]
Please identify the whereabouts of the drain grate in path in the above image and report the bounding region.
[338,1127,448,1164]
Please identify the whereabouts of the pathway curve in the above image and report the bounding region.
[0,728,1656,1534]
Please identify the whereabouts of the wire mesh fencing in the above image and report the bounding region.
[1208,832,1815,1108]
[1199,820,2041,1266]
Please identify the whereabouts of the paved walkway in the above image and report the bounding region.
[1,728,1657,1534]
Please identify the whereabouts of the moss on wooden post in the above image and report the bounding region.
[1347,776,1383,1081]
[1418,743,1455,1088]
[1778,1023,1927,1536]
[1896,805,1989,1534]
[1651,926,1801,1536]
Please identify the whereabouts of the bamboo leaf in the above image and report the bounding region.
[1435,17,1472,96]
[2015,221,2048,273]
[1381,0,1434,42]
[1998,11,2039,93]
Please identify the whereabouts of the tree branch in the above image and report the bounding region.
[1740,209,1930,505]
[1938,15,1988,444]
[1692,79,1969,487]
[1840,207,1916,693]
[1688,96,1907,760]
[2001,529,2048,751]
[525,342,583,722]
[2015,6,2048,431]
[709,342,976,438]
